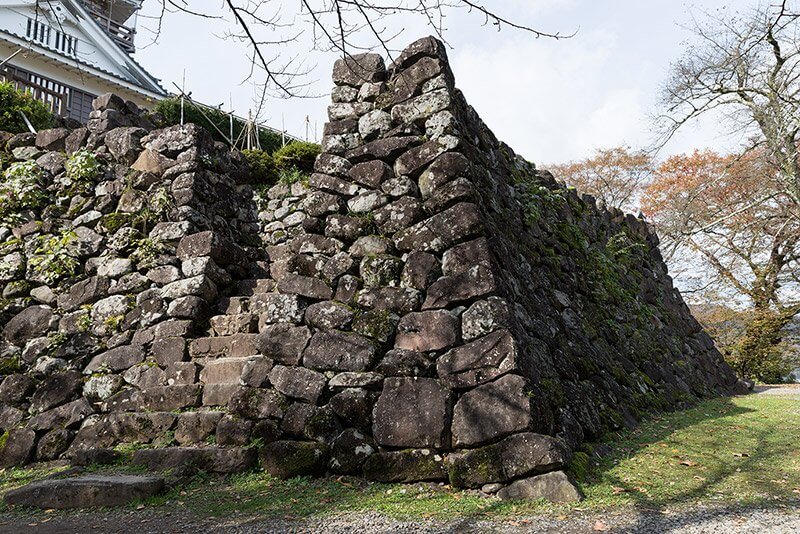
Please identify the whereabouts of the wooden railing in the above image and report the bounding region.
[86,8,136,53]
[1,68,67,117]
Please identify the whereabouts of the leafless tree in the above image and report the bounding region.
[653,1,800,380]
[141,1,571,102]
[658,0,800,205]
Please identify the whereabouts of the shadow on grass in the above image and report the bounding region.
[3,393,797,532]
[170,394,781,528]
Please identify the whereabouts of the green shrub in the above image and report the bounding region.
[0,82,54,134]
[273,141,320,174]
[728,308,797,383]
[130,237,166,270]
[278,167,306,186]
[154,97,283,153]
[242,149,277,185]
[28,230,80,284]
[65,149,102,183]
[0,160,46,223]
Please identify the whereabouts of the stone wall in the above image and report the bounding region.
[0,37,743,497]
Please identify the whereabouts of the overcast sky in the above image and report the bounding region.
[133,0,760,165]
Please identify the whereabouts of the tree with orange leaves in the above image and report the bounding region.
[642,149,799,381]
[549,147,653,212]
[651,2,800,381]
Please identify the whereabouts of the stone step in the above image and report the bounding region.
[199,357,254,384]
[237,278,275,296]
[132,447,257,473]
[202,383,241,406]
[209,313,259,336]
[189,334,259,360]
[3,475,165,509]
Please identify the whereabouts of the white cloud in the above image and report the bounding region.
[451,29,652,164]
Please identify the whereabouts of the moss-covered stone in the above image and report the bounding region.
[363,448,447,483]
[446,432,570,489]
[260,440,329,479]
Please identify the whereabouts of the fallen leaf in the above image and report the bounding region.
[612,487,627,495]
[679,460,698,467]
[593,520,612,531]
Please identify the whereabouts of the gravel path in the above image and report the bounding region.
[3,502,799,533]
[753,384,800,398]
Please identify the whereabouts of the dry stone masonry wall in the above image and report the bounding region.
[0,37,743,499]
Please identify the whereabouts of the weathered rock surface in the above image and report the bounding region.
[0,36,739,499]
[372,377,451,448]
[497,470,583,503]
[446,433,571,488]
[3,475,166,509]
[132,447,256,473]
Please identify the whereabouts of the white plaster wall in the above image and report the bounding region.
[1,40,158,109]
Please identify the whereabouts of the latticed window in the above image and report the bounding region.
[26,17,79,57]
[26,18,51,46]
[54,31,78,56]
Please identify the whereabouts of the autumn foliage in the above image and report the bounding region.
[645,149,799,382]
[549,147,652,212]
[552,144,799,382]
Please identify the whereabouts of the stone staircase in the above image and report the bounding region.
[190,276,292,408]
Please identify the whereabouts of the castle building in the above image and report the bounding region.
[0,0,167,123]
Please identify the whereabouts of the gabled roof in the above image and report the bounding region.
[1,0,167,97]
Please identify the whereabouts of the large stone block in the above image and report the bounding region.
[255,324,311,365]
[362,448,447,483]
[29,371,82,413]
[418,152,471,198]
[437,329,517,389]
[394,203,482,252]
[85,345,145,373]
[372,377,451,448]
[102,385,202,412]
[3,305,53,345]
[330,429,375,475]
[348,160,393,188]
[269,365,327,404]
[303,331,377,372]
[260,440,329,478]
[497,470,583,503]
[451,374,532,447]
[132,447,256,474]
[0,428,36,468]
[446,432,570,488]
[329,388,376,430]
[249,294,306,324]
[332,53,386,86]
[3,475,165,509]
[27,398,94,431]
[175,412,224,445]
[58,277,111,311]
[394,310,460,352]
[277,274,333,300]
[228,387,287,419]
[345,136,420,163]
[462,297,511,341]
[176,231,246,266]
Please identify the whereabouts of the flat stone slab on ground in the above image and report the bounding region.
[3,475,165,509]
[131,446,256,473]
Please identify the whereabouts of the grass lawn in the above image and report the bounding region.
[1,391,799,520]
